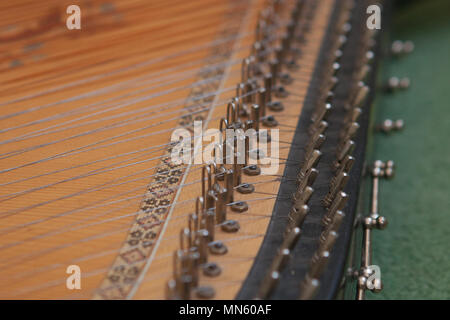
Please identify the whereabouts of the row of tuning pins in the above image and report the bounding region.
[166,1,312,299]
[330,15,379,189]
[166,157,255,299]
[323,3,379,214]
[236,0,319,126]
[285,0,351,236]
[298,0,360,300]
[252,0,324,300]
[254,0,356,301]
[303,6,389,300]
[290,1,355,235]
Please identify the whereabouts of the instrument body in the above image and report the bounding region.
[0,0,388,299]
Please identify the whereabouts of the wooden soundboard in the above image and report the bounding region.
[0,0,380,300]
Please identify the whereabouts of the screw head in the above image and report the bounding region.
[358,276,368,289]
[262,115,279,127]
[237,183,255,194]
[268,100,285,112]
[403,40,415,53]
[399,77,410,89]
[376,215,388,229]
[202,262,222,277]
[231,201,248,213]
[221,220,240,233]
[244,164,261,176]
[208,241,228,255]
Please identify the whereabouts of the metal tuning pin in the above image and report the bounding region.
[212,169,228,224]
[385,76,410,92]
[226,100,242,130]
[171,250,191,300]
[202,208,216,245]
[357,64,370,82]
[334,48,343,64]
[196,229,210,265]
[255,19,268,44]
[391,40,414,57]
[257,271,280,300]
[252,41,266,72]
[312,120,329,139]
[310,104,332,134]
[320,210,345,244]
[307,250,330,283]
[304,130,326,162]
[293,186,313,212]
[314,231,338,265]
[258,248,291,299]
[243,127,262,177]
[343,106,362,126]
[295,167,318,196]
[230,134,255,195]
[293,167,318,211]
[287,204,309,235]
[282,227,301,251]
[213,141,227,181]
[340,121,360,142]
[264,74,284,113]
[336,122,359,153]
[166,279,178,300]
[298,149,321,184]
[330,155,354,188]
[258,87,267,124]
[300,247,331,300]
[323,171,349,208]
[259,228,300,299]
[376,119,404,134]
[201,167,217,241]
[328,75,339,94]
[245,104,261,133]
[285,29,300,69]
[333,139,355,171]
[202,165,215,210]
[299,277,319,300]
[351,82,369,109]
[168,244,207,300]
[322,191,348,227]
[240,58,260,116]
[358,50,374,72]
[326,62,341,83]
[323,90,334,105]
[260,76,279,126]
[270,58,289,99]
[224,169,248,213]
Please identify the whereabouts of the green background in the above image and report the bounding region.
[367,0,450,299]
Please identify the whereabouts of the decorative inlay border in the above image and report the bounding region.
[94,2,248,300]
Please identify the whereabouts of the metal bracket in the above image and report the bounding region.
[356,160,394,299]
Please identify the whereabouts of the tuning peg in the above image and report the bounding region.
[385,76,410,92]
[391,40,414,56]
[376,119,404,134]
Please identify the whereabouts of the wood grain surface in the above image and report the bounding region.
[0,0,334,299]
